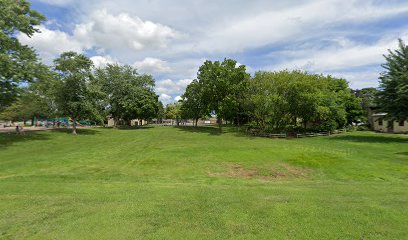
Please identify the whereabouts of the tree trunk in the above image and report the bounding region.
[72,117,77,135]
[218,118,222,132]
[113,117,118,128]
[31,117,34,127]
[195,117,198,127]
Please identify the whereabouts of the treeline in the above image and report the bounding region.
[0,1,160,134]
[178,59,362,132]
[1,52,159,134]
[180,38,408,132]
[2,1,407,135]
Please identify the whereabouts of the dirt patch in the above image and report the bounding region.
[208,163,310,181]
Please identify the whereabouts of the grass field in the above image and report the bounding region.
[0,126,407,239]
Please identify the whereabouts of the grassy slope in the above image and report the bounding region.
[0,126,407,239]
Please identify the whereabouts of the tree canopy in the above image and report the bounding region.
[165,102,182,125]
[0,0,45,110]
[179,68,362,133]
[94,64,158,126]
[246,71,361,132]
[180,79,207,126]
[196,59,250,127]
[378,39,408,121]
[54,52,98,134]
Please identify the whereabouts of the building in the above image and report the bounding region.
[372,113,408,133]
[107,117,148,127]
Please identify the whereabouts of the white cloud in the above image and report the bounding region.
[265,34,408,73]
[133,57,172,74]
[90,55,118,68]
[158,93,172,104]
[196,0,408,53]
[18,8,179,63]
[174,96,182,102]
[327,71,380,89]
[19,0,408,97]
[18,26,83,63]
[155,79,192,95]
[257,35,408,89]
[73,9,178,53]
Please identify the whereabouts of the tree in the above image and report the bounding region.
[247,71,291,131]
[196,59,250,129]
[180,79,207,127]
[0,64,58,124]
[327,77,363,127]
[247,70,358,133]
[378,38,408,121]
[354,87,380,125]
[156,101,165,124]
[54,52,96,134]
[0,0,45,110]
[165,103,182,126]
[94,64,158,126]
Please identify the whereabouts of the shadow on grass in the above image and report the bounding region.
[174,125,249,137]
[114,126,154,130]
[52,128,99,135]
[396,152,408,156]
[329,134,408,143]
[0,128,101,150]
[0,131,51,150]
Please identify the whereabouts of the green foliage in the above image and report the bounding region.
[0,64,58,123]
[378,38,408,121]
[354,87,380,124]
[355,87,379,110]
[165,102,182,125]
[156,101,165,123]
[0,0,45,110]
[248,70,361,132]
[328,77,363,126]
[53,52,98,134]
[94,64,158,126]
[181,60,361,132]
[180,79,207,126]
[197,59,250,126]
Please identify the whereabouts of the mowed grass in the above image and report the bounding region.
[0,126,407,239]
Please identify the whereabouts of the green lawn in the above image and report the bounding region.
[0,126,407,239]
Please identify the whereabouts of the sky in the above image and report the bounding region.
[19,0,408,104]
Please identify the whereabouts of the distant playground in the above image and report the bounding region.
[0,117,96,131]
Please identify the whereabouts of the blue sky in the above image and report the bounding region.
[20,0,408,104]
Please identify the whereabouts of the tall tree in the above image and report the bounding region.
[165,103,182,126]
[156,101,165,124]
[180,79,207,127]
[247,70,358,133]
[354,87,380,125]
[327,77,363,127]
[0,0,45,110]
[94,64,158,126]
[0,64,58,124]
[54,52,96,134]
[378,38,408,121]
[197,59,250,129]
